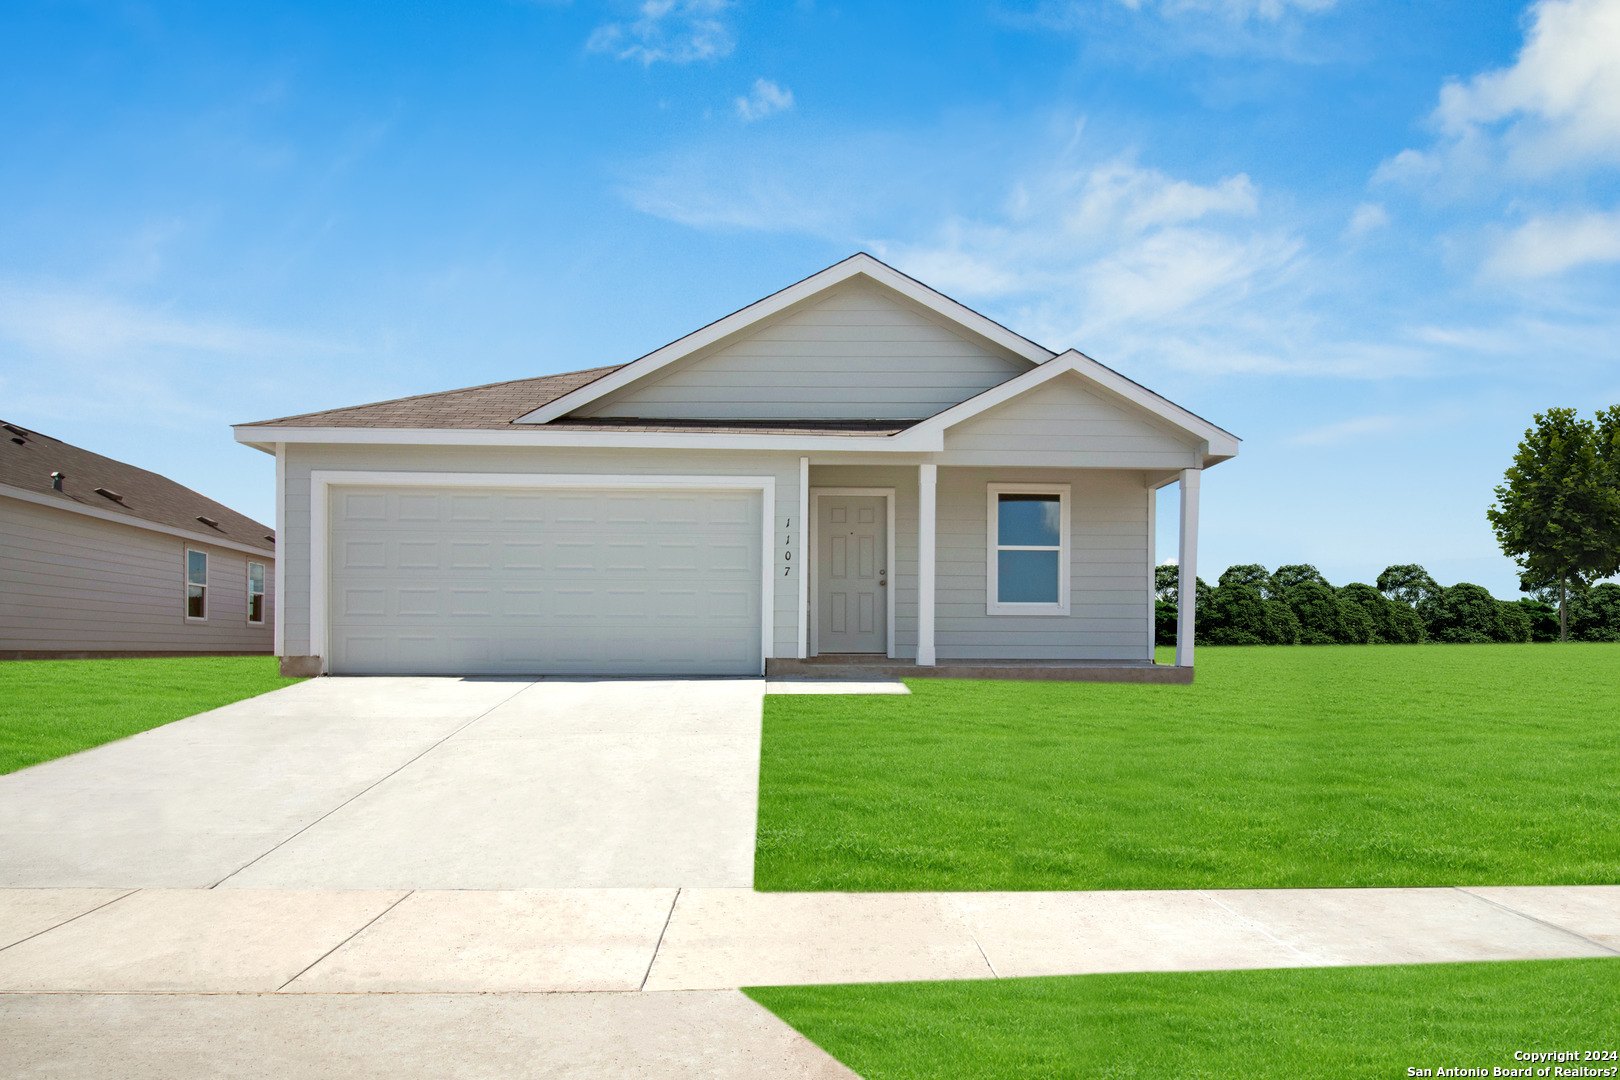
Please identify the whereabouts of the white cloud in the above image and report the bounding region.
[1115,0,1336,18]
[1381,0,1620,184]
[1483,208,1620,276]
[587,0,733,65]
[735,79,794,122]
[1343,202,1390,239]
[0,285,302,358]
[1288,413,1402,446]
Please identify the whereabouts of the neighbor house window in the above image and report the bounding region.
[986,484,1070,615]
[185,549,208,620]
[247,562,266,625]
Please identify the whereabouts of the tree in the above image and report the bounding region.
[1487,407,1620,641]
[1571,582,1620,642]
[1377,565,1441,607]
[1339,582,1424,644]
[1199,583,1299,645]
[1271,564,1330,597]
[1419,583,1527,643]
[1155,563,1180,604]
[1516,598,1561,642]
[1284,580,1370,644]
[1218,564,1271,594]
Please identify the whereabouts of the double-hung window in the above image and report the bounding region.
[247,562,266,625]
[986,484,1070,615]
[185,549,208,620]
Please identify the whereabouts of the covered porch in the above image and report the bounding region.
[788,460,1203,681]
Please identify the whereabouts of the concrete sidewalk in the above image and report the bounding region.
[1,885,1614,995]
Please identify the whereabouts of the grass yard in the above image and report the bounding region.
[755,643,1620,891]
[747,958,1620,1080]
[0,656,301,774]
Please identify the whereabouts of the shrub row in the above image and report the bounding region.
[1153,563,1620,646]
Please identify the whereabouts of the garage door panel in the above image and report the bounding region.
[328,485,763,675]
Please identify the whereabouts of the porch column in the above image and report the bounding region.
[1175,467,1201,668]
[917,463,937,667]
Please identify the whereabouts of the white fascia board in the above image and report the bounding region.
[512,253,1057,425]
[0,484,275,558]
[233,424,943,453]
[893,349,1241,460]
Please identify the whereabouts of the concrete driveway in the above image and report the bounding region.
[0,677,765,890]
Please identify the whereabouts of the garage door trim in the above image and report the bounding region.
[308,471,777,675]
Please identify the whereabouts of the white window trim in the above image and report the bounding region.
[184,546,209,622]
[247,561,267,626]
[307,471,777,677]
[986,483,1071,616]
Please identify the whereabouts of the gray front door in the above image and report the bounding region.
[817,495,886,654]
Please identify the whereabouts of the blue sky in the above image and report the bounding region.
[3,0,1618,595]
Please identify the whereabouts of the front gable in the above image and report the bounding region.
[575,278,1030,422]
[939,370,1203,468]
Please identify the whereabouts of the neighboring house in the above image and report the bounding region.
[235,254,1237,680]
[1,423,276,659]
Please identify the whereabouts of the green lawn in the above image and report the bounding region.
[0,656,301,774]
[756,643,1620,891]
[747,958,1620,1080]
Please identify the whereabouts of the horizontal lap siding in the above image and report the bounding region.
[809,465,1152,661]
[939,372,1199,470]
[0,497,274,653]
[583,281,1027,421]
[280,445,801,660]
[936,468,1149,661]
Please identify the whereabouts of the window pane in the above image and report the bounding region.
[187,550,207,586]
[998,494,1061,547]
[998,549,1061,604]
[187,584,206,619]
[249,594,264,623]
[249,563,264,593]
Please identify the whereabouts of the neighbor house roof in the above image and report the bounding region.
[0,421,276,554]
[239,366,625,430]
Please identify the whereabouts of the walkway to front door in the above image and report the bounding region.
[814,492,887,655]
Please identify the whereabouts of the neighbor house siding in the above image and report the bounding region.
[579,280,1029,421]
[0,495,274,654]
[936,467,1150,660]
[278,443,803,662]
[938,371,1201,469]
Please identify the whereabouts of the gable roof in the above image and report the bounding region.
[891,350,1241,464]
[513,252,1058,425]
[1,421,276,554]
[238,366,624,430]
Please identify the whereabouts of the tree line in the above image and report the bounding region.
[1155,564,1620,647]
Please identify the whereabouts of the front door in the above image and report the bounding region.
[817,495,886,654]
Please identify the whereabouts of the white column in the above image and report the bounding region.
[917,463,938,667]
[797,456,809,658]
[273,442,285,659]
[1175,468,1201,668]
[1145,481,1156,661]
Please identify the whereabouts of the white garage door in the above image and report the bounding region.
[327,485,764,676]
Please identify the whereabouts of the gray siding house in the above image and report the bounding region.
[235,254,1236,680]
[1,424,276,659]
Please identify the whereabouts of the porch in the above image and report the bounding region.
[793,460,1203,680]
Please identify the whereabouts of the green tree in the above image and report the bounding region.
[1284,580,1370,644]
[1570,582,1620,642]
[1198,583,1299,645]
[1377,565,1441,607]
[1217,564,1271,594]
[1487,407,1620,640]
[1419,583,1527,643]
[1154,563,1180,604]
[1271,564,1329,596]
[1339,582,1424,644]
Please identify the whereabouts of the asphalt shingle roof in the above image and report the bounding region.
[0,422,275,553]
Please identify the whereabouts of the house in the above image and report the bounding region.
[1,423,276,659]
[234,254,1237,681]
